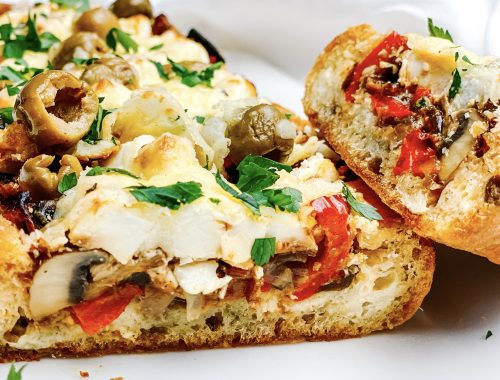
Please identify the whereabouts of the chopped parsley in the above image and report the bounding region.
[461,55,475,65]
[106,28,138,53]
[72,57,99,66]
[214,156,302,215]
[415,97,429,109]
[82,98,111,145]
[209,197,221,205]
[427,18,453,42]
[86,166,139,179]
[129,182,203,210]
[6,364,26,380]
[1,14,60,59]
[49,0,90,12]
[342,184,382,221]
[485,330,493,340]
[0,63,45,95]
[167,58,223,87]
[448,68,461,100]
[149,59,169,80]
[251,237,276,266]
[195,115,205,124]
[284,113,292,120]
[58,172,78,194]
[0,107,14,127]
[149,43,164,51]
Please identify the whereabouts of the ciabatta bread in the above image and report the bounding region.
[304,25,500,262]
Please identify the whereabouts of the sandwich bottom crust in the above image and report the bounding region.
[1,242,434,362]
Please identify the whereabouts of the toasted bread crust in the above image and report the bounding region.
[304,25,500,262]
[1,239,434,362]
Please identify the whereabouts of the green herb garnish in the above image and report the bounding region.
[448,68,461,100]
[129,182,203,210]
[149,43,164,51]
[58,172,78,194]
[485,330,493,340]
[106,28,138,53]
[195,115,205,124]
[236,155,292,193]
[251,237,276,266]
[82,98,111,145]
[284,113,292,120]
[214,170,261,214]
[342,184,382,221]
[168,58,223,87]
[149,59,169,80]
[86,166,139,179]
[0,107,14,127]
[50,0,90,12]
[209,197,221,205]
[6,364,27,380]
[71,57,99,66]
[427,18,453,42]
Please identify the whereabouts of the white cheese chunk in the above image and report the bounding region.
[174,261,232,295]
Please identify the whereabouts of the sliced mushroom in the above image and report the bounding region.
[29,251,107,320]
[15,70,99,148]
[439,110,482,182]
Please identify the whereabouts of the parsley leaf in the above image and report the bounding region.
[0,23,13,41]
[485,330,493,340]
[260,187,302,213]
[448,68,461,100]
[195,115,205,124]
[72,57,99,66]
[209,197,220,204]
[106,28,138,53]
[49,0,90,12]
[149,43,164,51]
[461,55,475,65]
[82,99,111,145]
[251,237,276,266]
[342,184,382,221]
[129,182,203,210]
[58,172,78,193]
[86,166,139,179]
[168,58,223,87]
[415,97,429,109]
[427,18,453,42]
[0,66,25,82]
[149,59,169,80]
[214,170,261,214]
[0,107,14,127]
[236,155,292,193]
[6,364,27,380]
[284,113,292,120]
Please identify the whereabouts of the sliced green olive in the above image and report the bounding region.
[81,56,139,90]
[75,7,120,39]
[18,154,59,200]
[110,0,153,18]
[16,70,99,148]
[52,32,109,70]
[227,104,295,164]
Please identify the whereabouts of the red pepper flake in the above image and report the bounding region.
[293,195,353,301]
[79,371,89,378]
[70,284,144,335]
[394,129,438,178]
[345,31,409,102]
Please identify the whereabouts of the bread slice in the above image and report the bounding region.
[304,25,500,262]
[0,213,434,362]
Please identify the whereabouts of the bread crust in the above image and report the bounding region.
[304,25,500,263]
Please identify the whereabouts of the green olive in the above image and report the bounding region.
[74,7,119,39]
[227,104,295,164]
[15,70,99,148]
[81,56,139,90]
[18,155,59,200]
[51,32,109,70]
[110,0,153,18]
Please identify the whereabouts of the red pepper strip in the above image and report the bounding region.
[70,284,144,335]
[347,179,402,226]
[413,87,432,103]
[293,195,352,301]
[345,31,408,102]
[370,94,413,119]
[393,129,438,178]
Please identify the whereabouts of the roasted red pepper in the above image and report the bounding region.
[393,129,438,178]
[70,284,144,335]
[347,179,401,226]
[345,31,408,102]
[293,195,352,301]
[370,94,413,119]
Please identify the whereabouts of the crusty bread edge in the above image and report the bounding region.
[303,25,500,263]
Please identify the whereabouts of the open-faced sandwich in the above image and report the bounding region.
[0,1,434,361]
[304,23,500,262]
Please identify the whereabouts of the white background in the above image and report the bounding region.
[1,1,499,379]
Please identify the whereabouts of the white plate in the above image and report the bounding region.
[1,1,499,378]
